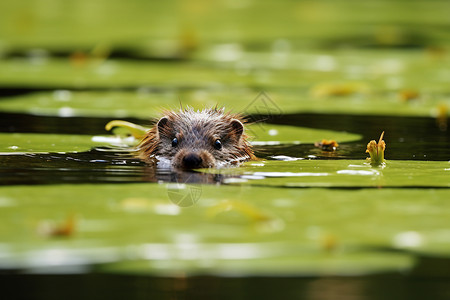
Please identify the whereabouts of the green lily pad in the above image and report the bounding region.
[1,0,449,50]
[0,123,360,153]
[0,86,448,120]
[0,133,129,153]
[247,123,360,144]
[207,159,450,188]
[0,46,449,119]
[5,183,450,275]
[1,184,449,275]
[0,89,261,119]
[0,90,173,119]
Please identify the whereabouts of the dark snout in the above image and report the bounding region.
[182,152,203,169]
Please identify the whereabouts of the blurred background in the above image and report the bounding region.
[0,0,449,116]
[1,0,449,53]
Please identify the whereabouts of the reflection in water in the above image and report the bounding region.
[0,148,228,186]
[2,271,450,300]
[306,278,367,300]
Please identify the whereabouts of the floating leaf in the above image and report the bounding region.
[105,120,148,139]
[0,133,113,153]
[206,159,450,188]
[5,183,450,275]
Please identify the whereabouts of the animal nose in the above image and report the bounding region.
[182,153,203,169]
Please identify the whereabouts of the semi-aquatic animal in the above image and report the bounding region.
[137,108,255,169]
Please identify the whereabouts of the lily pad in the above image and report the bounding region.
[0,86,448,120]
[1,0,449,50]
[208,159,450,188]
[5,183,450,275]
[247,123,360,144]
[0,0,449,283]
[0,133,123,153]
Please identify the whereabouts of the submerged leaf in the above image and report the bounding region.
[105,120,148,139]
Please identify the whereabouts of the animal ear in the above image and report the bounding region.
[157,116,169,134]
[230,119,244,138]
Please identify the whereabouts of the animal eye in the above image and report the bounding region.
[214,139,222,150]
[172,137,178,147]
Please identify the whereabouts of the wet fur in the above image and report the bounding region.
[137,107,255,168]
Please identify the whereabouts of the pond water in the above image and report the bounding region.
[1,111,448,186]
[0,109,449,300]
[1,0,450,298]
